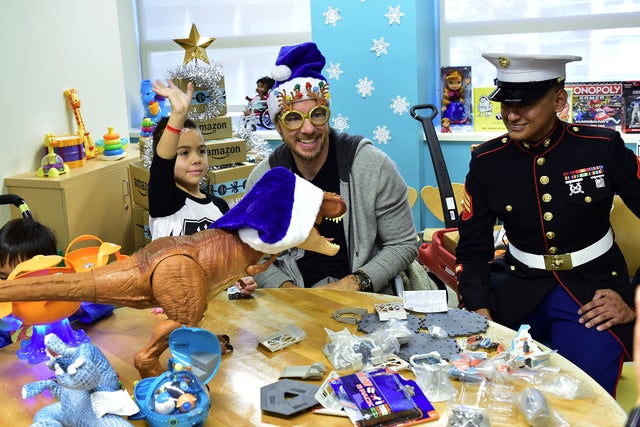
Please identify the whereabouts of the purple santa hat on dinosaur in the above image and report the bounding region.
[210,167,323,254]
[266,42,331,122]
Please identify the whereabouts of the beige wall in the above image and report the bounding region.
[0,0,136,225]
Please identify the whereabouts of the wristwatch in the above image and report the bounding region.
[353,270,373,292]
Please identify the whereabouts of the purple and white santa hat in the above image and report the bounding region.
[267,42,331,122]
[210,167,323,254]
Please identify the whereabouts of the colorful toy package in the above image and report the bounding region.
[472,87,504,132]
[558,87,574,123]
[622,81,640,134]
[440,66,473,133]
[565,81,623,131]
[330,368,439,426]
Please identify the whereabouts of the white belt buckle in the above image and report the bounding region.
[543,253,573,270]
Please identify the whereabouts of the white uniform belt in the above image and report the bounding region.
[508,229,614,271]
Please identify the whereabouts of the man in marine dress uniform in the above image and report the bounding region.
[455,53,639,395]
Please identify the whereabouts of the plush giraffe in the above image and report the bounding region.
[64,88,97,159]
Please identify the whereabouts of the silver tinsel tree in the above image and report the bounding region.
[140,23,272,169]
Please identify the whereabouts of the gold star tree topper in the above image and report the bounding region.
[174,23,216,65]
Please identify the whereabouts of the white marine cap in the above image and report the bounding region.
[482,53,582,103]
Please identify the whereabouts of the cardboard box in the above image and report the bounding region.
[622,81,640,133]
[218,76,228,116]
[205,162,256,204]
[128,161,149,210]
[565,81,623,131]
[205,137,246,166]
[175,76,227,117]
[196,115,233,141]
[132,203,151,250]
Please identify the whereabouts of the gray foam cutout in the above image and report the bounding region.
[421,308,488,337]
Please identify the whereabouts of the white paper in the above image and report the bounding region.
[402,290,448,313]
[91,389,140,417]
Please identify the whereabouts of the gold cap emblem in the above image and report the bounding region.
[498,56,511,68]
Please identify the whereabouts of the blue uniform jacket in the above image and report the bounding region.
[456,118,640,359]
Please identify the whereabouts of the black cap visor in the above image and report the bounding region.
[489,78,563,104]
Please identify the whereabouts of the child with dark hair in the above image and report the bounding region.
[149,79,256,298]
[0,217,59,348]
[0,217,57,280]
[0,218,114,349]
[244,76,275,117]
[148,82,230,240]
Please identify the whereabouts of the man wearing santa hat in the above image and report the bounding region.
[245,42,422,295]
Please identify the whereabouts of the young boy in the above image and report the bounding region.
[148,79,230,239]
[0,217,115,349]
[0,217,57,281]
[149,79,257,297]
[0,218,57,347]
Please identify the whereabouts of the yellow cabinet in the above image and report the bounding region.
[4,152,138,255]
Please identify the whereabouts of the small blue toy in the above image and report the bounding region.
[140,79,168,124]
[132,327,222,427]
[22,333,137,426]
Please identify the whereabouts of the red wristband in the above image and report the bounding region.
[165,124,182,135]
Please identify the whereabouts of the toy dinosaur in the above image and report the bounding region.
[0,167,346,378]
[22,333,135,426]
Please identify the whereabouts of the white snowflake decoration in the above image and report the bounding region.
[323,7,341,26]
[390,95,410,115]
[373,126,392,145]
[331,114,350,133]
[371,37,391,58]
[356,77,375,98]
[326,62,344,80]
[385,5,405,25]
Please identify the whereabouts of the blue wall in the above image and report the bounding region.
[310,0,443,229]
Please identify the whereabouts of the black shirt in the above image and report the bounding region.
[292,140,349,286]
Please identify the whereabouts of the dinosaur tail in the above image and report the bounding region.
[0,271,97,303]
[0,261,155,309]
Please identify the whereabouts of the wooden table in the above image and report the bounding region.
[0,289,627,426]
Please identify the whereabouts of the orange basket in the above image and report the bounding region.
[64,234,128,272]
[4,255,81,325]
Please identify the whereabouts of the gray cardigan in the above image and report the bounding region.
[245,129,418,293]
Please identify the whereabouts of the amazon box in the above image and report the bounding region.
[205,162,255,205]
[132,204,151,250]
[205,137,246,167]
[196,115,233,141]
[128,161,149,210]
